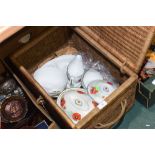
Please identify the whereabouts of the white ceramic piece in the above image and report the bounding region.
[33,67,67,97]
[68,55,84,77]
[67,55,85,88]
[39,55,75,73]
[82,69,103,88]
[87,80,117,106]
[57,88,97,124]
[33,55,76,97]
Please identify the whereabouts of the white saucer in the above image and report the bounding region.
[87,80,117,105]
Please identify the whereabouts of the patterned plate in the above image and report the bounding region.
[87,80,117,106]
[57,88,97,124]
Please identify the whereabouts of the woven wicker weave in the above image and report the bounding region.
[77,27,155,73]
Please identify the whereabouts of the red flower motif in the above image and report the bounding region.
[72,113,81,121]
[60,98,66,109]
[107,82,113,85]
[77,90,85,94]
[92,101,98,107]
[90,87,98,94]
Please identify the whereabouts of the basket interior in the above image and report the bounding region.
[14,27,129,84]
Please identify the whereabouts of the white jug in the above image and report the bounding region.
[67,55,84,88]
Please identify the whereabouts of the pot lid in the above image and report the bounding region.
[74,26,155,73]
[57,88,97,124]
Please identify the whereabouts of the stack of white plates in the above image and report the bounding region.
[33,55,75,97]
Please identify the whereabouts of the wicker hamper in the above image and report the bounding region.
[9,26,155,129]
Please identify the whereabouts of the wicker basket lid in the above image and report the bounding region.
[75,26,155,73]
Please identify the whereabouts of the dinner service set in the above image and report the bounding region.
[33,54,118,123]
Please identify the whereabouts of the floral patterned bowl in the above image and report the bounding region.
[57,88,97,124]
[87,80,117,107]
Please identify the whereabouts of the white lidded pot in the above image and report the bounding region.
[57,88,96,124]
[82,69,103,88]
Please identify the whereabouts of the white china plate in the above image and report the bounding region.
[38,55,75,72]
[33,55,75,97]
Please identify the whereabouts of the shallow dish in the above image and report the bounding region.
[87,80,117,106]
[34,67,67,97]
[33,55,76,97]
[38,54,75,72]
[57,88,97,124]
